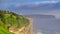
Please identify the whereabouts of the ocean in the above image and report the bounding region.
[25,14,60,34]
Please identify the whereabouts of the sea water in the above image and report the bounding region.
[28,15,60,34]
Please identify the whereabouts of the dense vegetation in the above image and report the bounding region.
[0,10,29,34]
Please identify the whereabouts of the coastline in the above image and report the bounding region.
[9,17,33,34]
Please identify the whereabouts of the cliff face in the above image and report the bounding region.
[0,10,38,34]
[9,18,32,34]
[9,25,30,34]
[0,10,30,34]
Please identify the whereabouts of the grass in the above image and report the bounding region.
[0,26,13,34]
[0,10,29,34]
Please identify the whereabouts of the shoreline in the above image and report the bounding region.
[9,17,33,34]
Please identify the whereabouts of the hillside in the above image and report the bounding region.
[0,10,29,34]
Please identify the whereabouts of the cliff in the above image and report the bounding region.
[9,18,32,34]
[0,10,30,34]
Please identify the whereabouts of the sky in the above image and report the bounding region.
[0,0,60,18]
[0,0,60,10]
